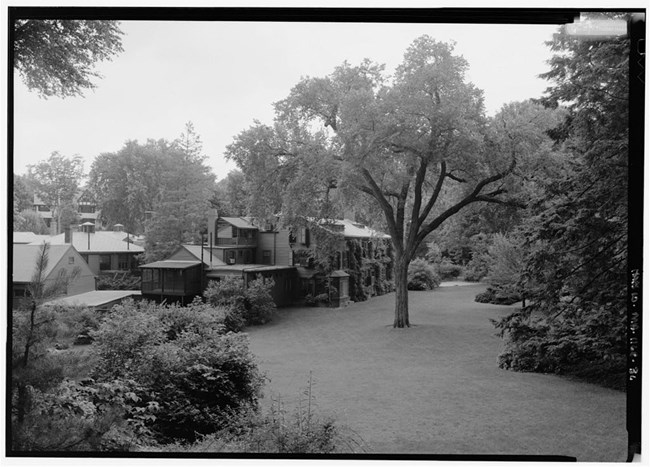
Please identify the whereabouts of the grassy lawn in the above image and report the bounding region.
[246,283,627,461]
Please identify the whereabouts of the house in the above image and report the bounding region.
[12,243,96,309]
[32,194,54,231]
[29,225,144,276]
[32,189,103,234]
[139,209,393,308]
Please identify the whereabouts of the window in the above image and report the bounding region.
[262,250,272,265]
[238,250,243,257]
[79,204,95,213]
[37,205,49,212]
[99,255,112,271]
[118,254,129,270]
[232,226,239,237]
[342,251,349,269]
[68,256,75,264]
[299,228,310,246]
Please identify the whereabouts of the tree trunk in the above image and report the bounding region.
[393,256,410,328]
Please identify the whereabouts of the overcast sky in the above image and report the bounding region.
[13,20,560,179]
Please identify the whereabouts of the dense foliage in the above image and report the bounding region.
[90,299,264,443]
[492,19,629,389]
[407,258,440,291]
[204,276,276,328]
[88,124,216,261]
[14,19,124,98]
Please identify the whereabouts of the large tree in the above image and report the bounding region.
[228,36,560,327]
[27,152,84,234]
[493,16,630,388]
[13,19,123,98]
[88,127,216,262]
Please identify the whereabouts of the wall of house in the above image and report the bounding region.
[51,251,96,297]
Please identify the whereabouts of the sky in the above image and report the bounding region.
[12,20,561,180]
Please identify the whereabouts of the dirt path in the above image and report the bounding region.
[246,284,627,461]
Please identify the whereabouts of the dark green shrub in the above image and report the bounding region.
[475,285,522,305]
[493,303,627,390]
[407,259,440,291]
[96,272,141,291]
[436,260,464,281]
[91,299,264,443]
[11,379,153,452]
[204,276,276,327]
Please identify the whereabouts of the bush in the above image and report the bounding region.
[139,374,365,454]
[12,378,154,452]
[91,299,264,443]
[475,285,522,305]
[493,303,627,390]
[436,260,464,281]
[204,276,276,327]
[96,272,141,291]
[407,259,440,291]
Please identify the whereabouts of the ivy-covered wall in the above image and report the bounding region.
[345,238,394,302]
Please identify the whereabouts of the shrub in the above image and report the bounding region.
[407,259,440,291]
[436,260,464,281]
[91,299,264,443]
[96,272,141,291]
[12,379,153,452]
[475,285,522,305]
[204,276,276,327]
[493,303,627,390]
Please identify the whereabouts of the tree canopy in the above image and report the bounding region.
[227,36,561,327]
[493,18,630,388]
[13,19,123,98]
[88,124,216,262]
[27,152,84,234]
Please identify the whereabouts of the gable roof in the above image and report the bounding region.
[13,232,51,244]
[13,244,76,282]
[218,217,257,229]
[33,231,144,253]
[172,244,226,267]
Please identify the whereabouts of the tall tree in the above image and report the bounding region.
[143,129,216,262]
[213,170,250,217]
[28,152,84,234]
[228,37,560,327]
[88,130,216,261]
[13,19,123,98]
[89,140,169,233]
[493,16,630,387]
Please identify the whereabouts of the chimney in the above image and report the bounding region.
[207,207,218,248]
[64,225,71,244]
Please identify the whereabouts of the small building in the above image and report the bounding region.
[12,243,96,309]
[139,260,204,305]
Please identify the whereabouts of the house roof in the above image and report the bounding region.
[337,219,390,239]
[33,231,144,253]
[206,264,296,277]
[219,217,257,229]
[177,244,227,266]
[44,290,141,308]
[13,232,51,244]
[13,244,76,282]
[140,260,202,269]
